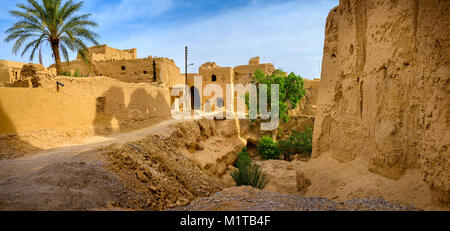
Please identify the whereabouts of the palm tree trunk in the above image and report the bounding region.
[50,40,62,75]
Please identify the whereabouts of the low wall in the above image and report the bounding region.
[0,77,171,151]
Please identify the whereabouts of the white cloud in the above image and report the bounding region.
[109,0,337,78]
[0,0,338,79]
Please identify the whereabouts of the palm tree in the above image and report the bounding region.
[4,0,99,75]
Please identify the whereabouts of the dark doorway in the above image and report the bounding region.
[212,74,217,82]
[190,86,201,110]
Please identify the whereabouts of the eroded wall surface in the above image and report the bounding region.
[0,60,26,83]
[55,57,184,87]
[313,0,449,205]
[0,77,171,145]
[185,60,277,113]
[77,45,137,61]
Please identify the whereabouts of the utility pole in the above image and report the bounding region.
[185,46,188,95]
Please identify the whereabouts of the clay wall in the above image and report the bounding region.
[55,56,183,87]
[77,44,137,61]
[0,77,171,145]
[0,60,26,83]
[313,0,449,205]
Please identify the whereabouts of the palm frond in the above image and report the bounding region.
[4,0,99,72]
[59,42,70,63]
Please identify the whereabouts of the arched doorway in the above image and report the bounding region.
[190,86,201,110]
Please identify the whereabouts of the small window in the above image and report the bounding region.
[96,97,106,113]
[212,74,217,82]
[121,66,126,71]
[143,70,147,74]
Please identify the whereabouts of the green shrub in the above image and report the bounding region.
[279,126,313,159]
[257,135,280,159]
[61,70,71,77]
[73,69,82,77]
[235,147,252,169]
[231,163,269,189]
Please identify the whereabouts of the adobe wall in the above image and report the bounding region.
[0,77,171,149]
[234,63,275,85]
[77,44,137,61]
[186,60,277,113]
[313,0,449,205]
[198,62,233,112]
[55,57,184,87]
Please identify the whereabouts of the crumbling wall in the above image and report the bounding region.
[77,44,137,61]
[193,62,233,112]
[0,77,171,148]
[185,59,277,113]
[55,56,183,87]
[313,0,449,206]
[233,62,275,85]
[0,60,26,83]
[19,63,55,88]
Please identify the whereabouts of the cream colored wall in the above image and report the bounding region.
[56,57,183,87]
[0,77,171,136]
[185,62,276,113]
[0,61,10,83]
[78,45,137,61]
[303,79,320,106]
[0,60,26,83]
[157,58,184,87]
[198,66,233,112]
[234,63,275,84]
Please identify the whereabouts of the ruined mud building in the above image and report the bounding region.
[51,45,184,87]
[0,60,27,83]
[185,56,319,113]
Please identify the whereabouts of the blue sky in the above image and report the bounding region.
[0,0,338,79]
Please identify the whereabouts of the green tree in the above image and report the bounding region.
[4,0,99,75]
[246,69,306,123]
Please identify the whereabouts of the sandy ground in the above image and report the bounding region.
[257,152,449,211]
[0,119,179,210]
[177,186,418,211]
[1,118,446,211]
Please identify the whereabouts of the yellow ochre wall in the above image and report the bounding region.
[0,77,171,135]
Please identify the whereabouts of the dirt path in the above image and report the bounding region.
[0,119,179,210]
[0,119,178,177]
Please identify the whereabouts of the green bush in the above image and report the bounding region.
[61,70,71,77]
[235,147,252,169]
[279,126,313,159]
[231,163,269,189]
[73,69,82,77]
[257,135,280,159]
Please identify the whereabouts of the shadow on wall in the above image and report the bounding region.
[0,101,41,159]
[93,86,171,136]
